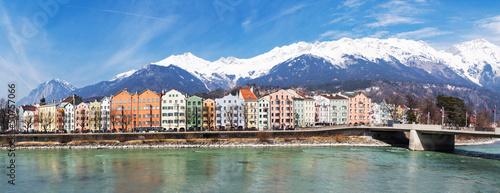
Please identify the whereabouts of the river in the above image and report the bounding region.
[2,142,499,192]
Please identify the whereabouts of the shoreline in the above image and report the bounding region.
[2,138,498,150]
[455,138,500,146]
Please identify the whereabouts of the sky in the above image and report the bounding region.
[1,0,500,100]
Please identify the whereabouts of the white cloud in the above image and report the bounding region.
[367,14,421,27]
[476,15,500,34]
[341,0,365,8]
[395,27,452,39]
[318,30,355,40]
[366,0,428,28]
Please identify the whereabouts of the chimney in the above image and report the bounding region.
[60,98,63,102]
[52,99,56,103]
[125,88,128,92]
[250,86,254,93]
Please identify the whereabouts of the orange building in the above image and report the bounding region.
[111,88,161,132]
[202,99,216,130]
[346,92,372,126]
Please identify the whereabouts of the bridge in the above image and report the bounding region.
[303,124,500,151]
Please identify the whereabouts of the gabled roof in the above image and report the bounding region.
[239,89,258,100]
[321,94,348,100]
[21,106,37,111]
[138,89,159,96]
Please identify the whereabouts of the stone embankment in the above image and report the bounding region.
[1,136,393,149]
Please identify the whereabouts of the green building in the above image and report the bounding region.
[186,95,203,131]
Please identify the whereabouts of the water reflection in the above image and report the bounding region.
[4,145,500,192]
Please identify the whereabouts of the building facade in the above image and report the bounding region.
[215,94,245,130]
[237,89,258,129]
[346,92,372,125]
[89,100,101,131]
[186,95,203,131]
[258,97,270,130]
[64,103,75,132]
[100,97,111,131]
[268,90,294,129]
[38,103,58,132]
[161,89,186,131]
[75,102,90,131]
[202,99,216,130]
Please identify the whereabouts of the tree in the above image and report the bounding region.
[224,105,236,130]
[76,109,87,132]
[476,107,492,130]
[405,94,419,124]
[418,96,440,124]
[0,98,8,131]
[39,111,55,132]
[110,110,118,132]
[23,114,35,132]
[436,94,467,126]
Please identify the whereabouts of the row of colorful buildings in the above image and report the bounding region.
[17,87,378,132]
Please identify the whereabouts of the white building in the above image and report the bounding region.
[100,96,111,131]
[215,94,245,130]
[258,97,270,131]
[161,89,186,130]
[315,99,330,125]
[64,103,75,132]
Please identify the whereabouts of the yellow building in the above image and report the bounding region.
[38,103,58,132]
[89,100,101,132]
[202,99,216,130]
[237,88,258,129]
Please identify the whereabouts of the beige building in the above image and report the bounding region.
[89,100,101,131]
[237,88,258,129]
[38,103,58,132]
[161,89,186,131]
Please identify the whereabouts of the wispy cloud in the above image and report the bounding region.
[395,27,452,39]
[318,30,355,41]
[242,4,307,31]
[367,14,421,27]
[476,15,500,34]
[64,6,180,23]
[0,1,42,90]
[339,0,365,9]
[269,4,306,23]
[366,0,428,28]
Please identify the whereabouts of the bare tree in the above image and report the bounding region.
[224,105,236,130]
[39,112,55,132]
[476,107,492,131]
[0,98,8,131]
[24,114,35,131]
[110,110,118,132]
[76,109,87,132]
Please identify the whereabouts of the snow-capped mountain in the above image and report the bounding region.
[18,37,500,106]
[116,37,497,90]
[441,39,500,88]
[18,79,76,105]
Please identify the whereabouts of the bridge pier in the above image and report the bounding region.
[409,129,455,151]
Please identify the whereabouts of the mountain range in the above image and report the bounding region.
[17,38,500,106]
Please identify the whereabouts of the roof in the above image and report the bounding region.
[239,89,258,100]
[321,94,348,100]
[21,106,37,111]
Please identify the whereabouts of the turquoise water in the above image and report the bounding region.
[1,142,499,192]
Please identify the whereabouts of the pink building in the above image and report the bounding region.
[268,90,295,129]
[347,93,372,126]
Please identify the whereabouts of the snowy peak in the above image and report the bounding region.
[45,78,76,91]
[18,79,76,105]
[442,39,500,86]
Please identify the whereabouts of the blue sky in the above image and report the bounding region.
[1,0,500,99]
